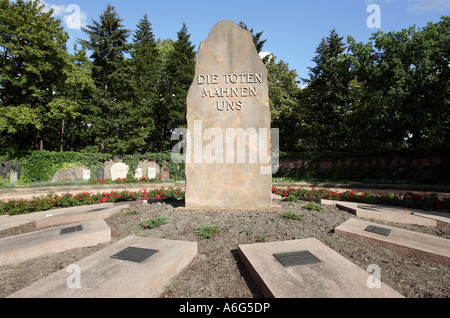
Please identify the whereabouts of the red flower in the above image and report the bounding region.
[434,200,443,210]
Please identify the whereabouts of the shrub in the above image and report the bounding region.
[283,194,298,202]
[197,225,221,239]
[281,212,302,220]
[304,202,325,211]
[140,216,168,229]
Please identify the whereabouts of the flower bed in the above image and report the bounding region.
[0,188,185,216]
[272,186,449,212]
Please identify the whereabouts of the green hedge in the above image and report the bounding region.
[4,151,185,183]
[2,148,449,184]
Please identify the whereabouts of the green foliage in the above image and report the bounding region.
[0,0,78,152]
[303,202,325,211]
[301,29,353,152]
[0,187,186,215]
[197,225,221,239]
[272,187,449,211]
[123,210,139,216]
[283,194,299,202]
[79,4,133,155]
[19,151,110,182]
[267,57,303,152]
[140,216,168,229]
[7,151,185,183]
[127,14,159,154]
[153,23,196,152]
[281,212,302,220]
[0,1,448,179]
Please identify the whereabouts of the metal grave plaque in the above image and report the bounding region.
[110,247,159,263]
[364,225,391,236]
[60,225,83,235]
[274,251,322,268]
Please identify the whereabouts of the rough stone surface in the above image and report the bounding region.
[185,20,272,209]
[51,166,89,183]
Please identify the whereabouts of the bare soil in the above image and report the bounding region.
[0,200,449,298]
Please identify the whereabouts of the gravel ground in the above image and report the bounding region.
[0,199,449,298]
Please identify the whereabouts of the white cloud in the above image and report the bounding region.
[42,1,87,30]
[408,0,450,14]
[259,51,273,60]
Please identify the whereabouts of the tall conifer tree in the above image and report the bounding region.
[154,23,195,152]
[302,29,353,151]
[127,14,160,153]
[80,5,131,154]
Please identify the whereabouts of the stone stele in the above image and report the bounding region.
[110,162,129,181]
[185,20,272,210]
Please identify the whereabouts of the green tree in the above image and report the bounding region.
[267,57,302,152]
[154,23,196,152]
[302,29,353,151]
[127,14,160,153]
[48,45,96,152]
[348,16,450,150]
[80,4,132,154]
[238,21,269,63]
[0,0,74,152]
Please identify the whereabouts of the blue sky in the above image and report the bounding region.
[41,0,449,80]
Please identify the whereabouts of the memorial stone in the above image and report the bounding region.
[0,161,12,180]
[185,20,272,209]
[83,169,91,181]
[111,163,129,181]
[135,168,143,179]
[97,167,105,180]
[148,167,157,179]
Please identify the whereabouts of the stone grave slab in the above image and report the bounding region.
[0,219,111,266]
[238,238,404,298]
[0,203,117,232]
[335,201,437,227]
[335,218,450,266]
[34,203,125,228]
[8,236,198,298]
[185,20,273,210]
